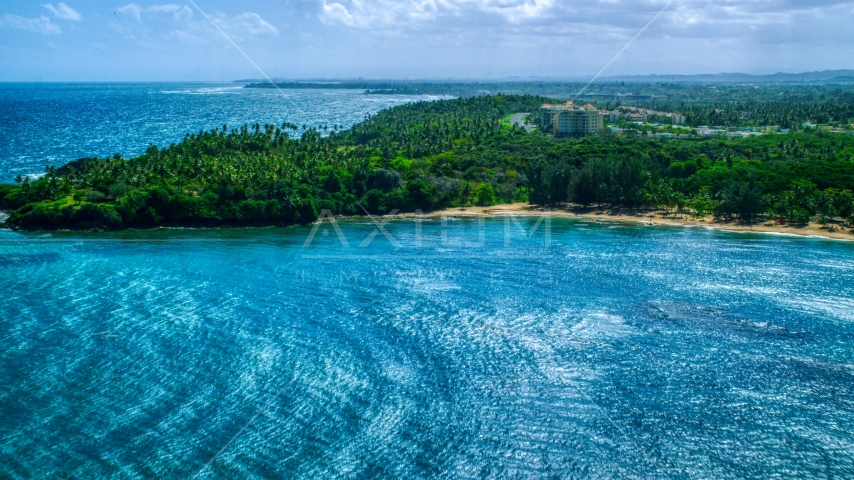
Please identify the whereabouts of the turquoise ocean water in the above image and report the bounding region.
[1,84,853,478]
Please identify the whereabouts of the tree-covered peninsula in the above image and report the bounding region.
[1,94,854,230]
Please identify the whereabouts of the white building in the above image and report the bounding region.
[540,101,604,136]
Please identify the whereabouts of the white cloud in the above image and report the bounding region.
[44,3,81,21]
[117,3,143,21]
[319,0,439,28]
[118,4,194,22]
[316,0,854,42]
[319,0,556,29]
[477,0,555,22]
[111,5,277,44]
[0,14,61,34]
[147,4,193,21]
[115,4,274,37]
[211,12,279,37]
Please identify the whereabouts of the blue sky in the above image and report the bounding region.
[1,0,853,81]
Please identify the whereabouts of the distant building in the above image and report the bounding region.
[700,129,727,137]
[605,127,640,137]
[602,110,622,122]
[626,113,646,123]
[540,101,604,136]
[668,113,686,125]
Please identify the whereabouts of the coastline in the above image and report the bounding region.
[419,203,854,242]
[3,205,852,242]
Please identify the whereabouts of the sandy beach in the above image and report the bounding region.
[3,205,851,241]
[421,203,854,241]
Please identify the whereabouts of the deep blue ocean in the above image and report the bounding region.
[1,84,854,478]
[0,83,438,183]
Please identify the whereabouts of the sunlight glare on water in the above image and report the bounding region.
[1,218,853,478]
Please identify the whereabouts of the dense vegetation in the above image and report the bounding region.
[254,80,854,130]
[247,79,854,101]
[632,99,854,129]
[2,94,854,230]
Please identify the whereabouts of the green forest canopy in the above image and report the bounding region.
[1,94,853,230]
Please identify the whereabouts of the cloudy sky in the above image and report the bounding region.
[0,0,852,81]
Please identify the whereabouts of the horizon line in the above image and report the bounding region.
[2,68,853,84]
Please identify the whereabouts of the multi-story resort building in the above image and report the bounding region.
[540,101,604,136]
[602,107,686,125]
